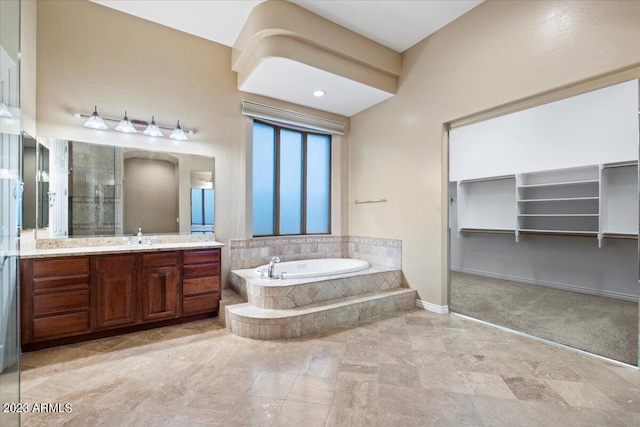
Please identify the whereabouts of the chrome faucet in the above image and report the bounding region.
[267,257,280,279]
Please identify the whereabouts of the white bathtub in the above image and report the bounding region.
[256,258,369,279]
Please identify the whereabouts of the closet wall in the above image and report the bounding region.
[449,80,639,300]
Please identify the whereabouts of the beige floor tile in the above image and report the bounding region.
[325,406,379,427]
[332,378,379,410]
[249,371,297,399]
[287,375,335,405]
[271,400,330,427]
[596,384,640,413]
[546,379,619,409]
[470,395,538,427]
[502,376,568,405]
[17,311,640,427]
[459,372,517,399]
[299,355,341,378]
[378,363,421,389]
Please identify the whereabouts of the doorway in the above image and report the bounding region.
[448,79,639,365]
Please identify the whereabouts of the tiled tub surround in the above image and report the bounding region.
[229,235,402,270]
[231,264,402,309]
[226,288,417,340]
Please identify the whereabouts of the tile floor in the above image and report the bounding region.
[19,309,640,426]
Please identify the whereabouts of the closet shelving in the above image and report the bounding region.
[456,162,638,247]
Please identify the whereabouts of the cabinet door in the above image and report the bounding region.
[96,269,137,329]
[142,266,179,322]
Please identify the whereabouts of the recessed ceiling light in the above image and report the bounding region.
[313,90,326,97]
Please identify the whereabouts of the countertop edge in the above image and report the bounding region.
[20,242,225,259]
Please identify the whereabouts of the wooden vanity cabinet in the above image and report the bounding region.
[21,248,221,350]
[141,252,179,322]
[182,249,221,315]
[95,255,137,330]
[21,257,91,343]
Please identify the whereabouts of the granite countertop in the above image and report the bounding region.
[20,240,225,259]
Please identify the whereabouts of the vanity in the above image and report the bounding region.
[20,240,224,351]
[19,137,220,351]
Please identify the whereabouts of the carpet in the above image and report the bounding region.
[450,271,638,365]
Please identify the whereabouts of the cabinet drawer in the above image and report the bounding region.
[33,290,89,316]
[33,257,89,277]
[32,311,90,341]
[183,276,220,296]
[143,252,178,268]
[183,294,219,315]
[33,274,90,294]
[96,255,136,271]
[183,263,220,279]
[183,249,220,265]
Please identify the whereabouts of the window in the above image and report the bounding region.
[191,188,214,234]
[252,121,331,236]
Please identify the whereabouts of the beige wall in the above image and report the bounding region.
[123,157,178,235]
[21,0,37,137]
[348,1,640,306]
[35,0,349,285]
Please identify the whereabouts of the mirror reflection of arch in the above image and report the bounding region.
[23,139,215,238]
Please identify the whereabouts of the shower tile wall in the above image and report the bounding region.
[70,143,122,236]
[229,235,402,270]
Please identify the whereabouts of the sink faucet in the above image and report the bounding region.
[267,257,280,279]
[137,227,143,245]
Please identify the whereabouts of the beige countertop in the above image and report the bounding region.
[20,240,225,259]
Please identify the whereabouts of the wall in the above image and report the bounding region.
[123,157,178,235]
[35,0,349,286]
[449,80,639,181]
[349,0,640,307]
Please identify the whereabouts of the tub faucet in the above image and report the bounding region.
[268,257,280,279]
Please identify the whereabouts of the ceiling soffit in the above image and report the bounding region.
[233,1,401,99]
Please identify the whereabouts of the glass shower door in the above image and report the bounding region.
[0,132,21,426]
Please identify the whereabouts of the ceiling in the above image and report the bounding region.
[91,0,483,116]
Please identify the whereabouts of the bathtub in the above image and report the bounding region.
[255,258,369,279]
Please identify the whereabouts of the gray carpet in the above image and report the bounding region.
[450,271,638,365]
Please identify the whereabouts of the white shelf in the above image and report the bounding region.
[455,162,637,248]
[519,229,599,236]
[518,197,599,202]
[517,214,598,217]
[460,228,515,235]
[517,179,599,189]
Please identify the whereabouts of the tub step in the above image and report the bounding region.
[225,287,417,340]
[219,288,247,327]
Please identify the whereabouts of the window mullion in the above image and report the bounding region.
[274,126,281,236]
[302,133,308,235]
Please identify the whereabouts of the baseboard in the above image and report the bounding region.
[416,299,449,314]
[451,267,638,302]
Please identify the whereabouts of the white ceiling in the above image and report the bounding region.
[240,57,394,117]
[91,0,484,116]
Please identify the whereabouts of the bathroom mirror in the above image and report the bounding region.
[33,139,214,237]
[21,132,37,229]
[20,134,49,230]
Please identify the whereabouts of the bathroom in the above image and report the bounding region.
[3,1,640,426]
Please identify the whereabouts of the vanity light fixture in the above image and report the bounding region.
[169,120,188,141]
[115,111,137,133]
[313,90,326,97]
[0,101,12,118]
[144,116,164,137]
[73,109,194,140]
[83,106,108,130]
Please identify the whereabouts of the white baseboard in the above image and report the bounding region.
[416,299,449,314]
[451,267,638,302]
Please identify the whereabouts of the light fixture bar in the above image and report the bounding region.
[73,112,195,135]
